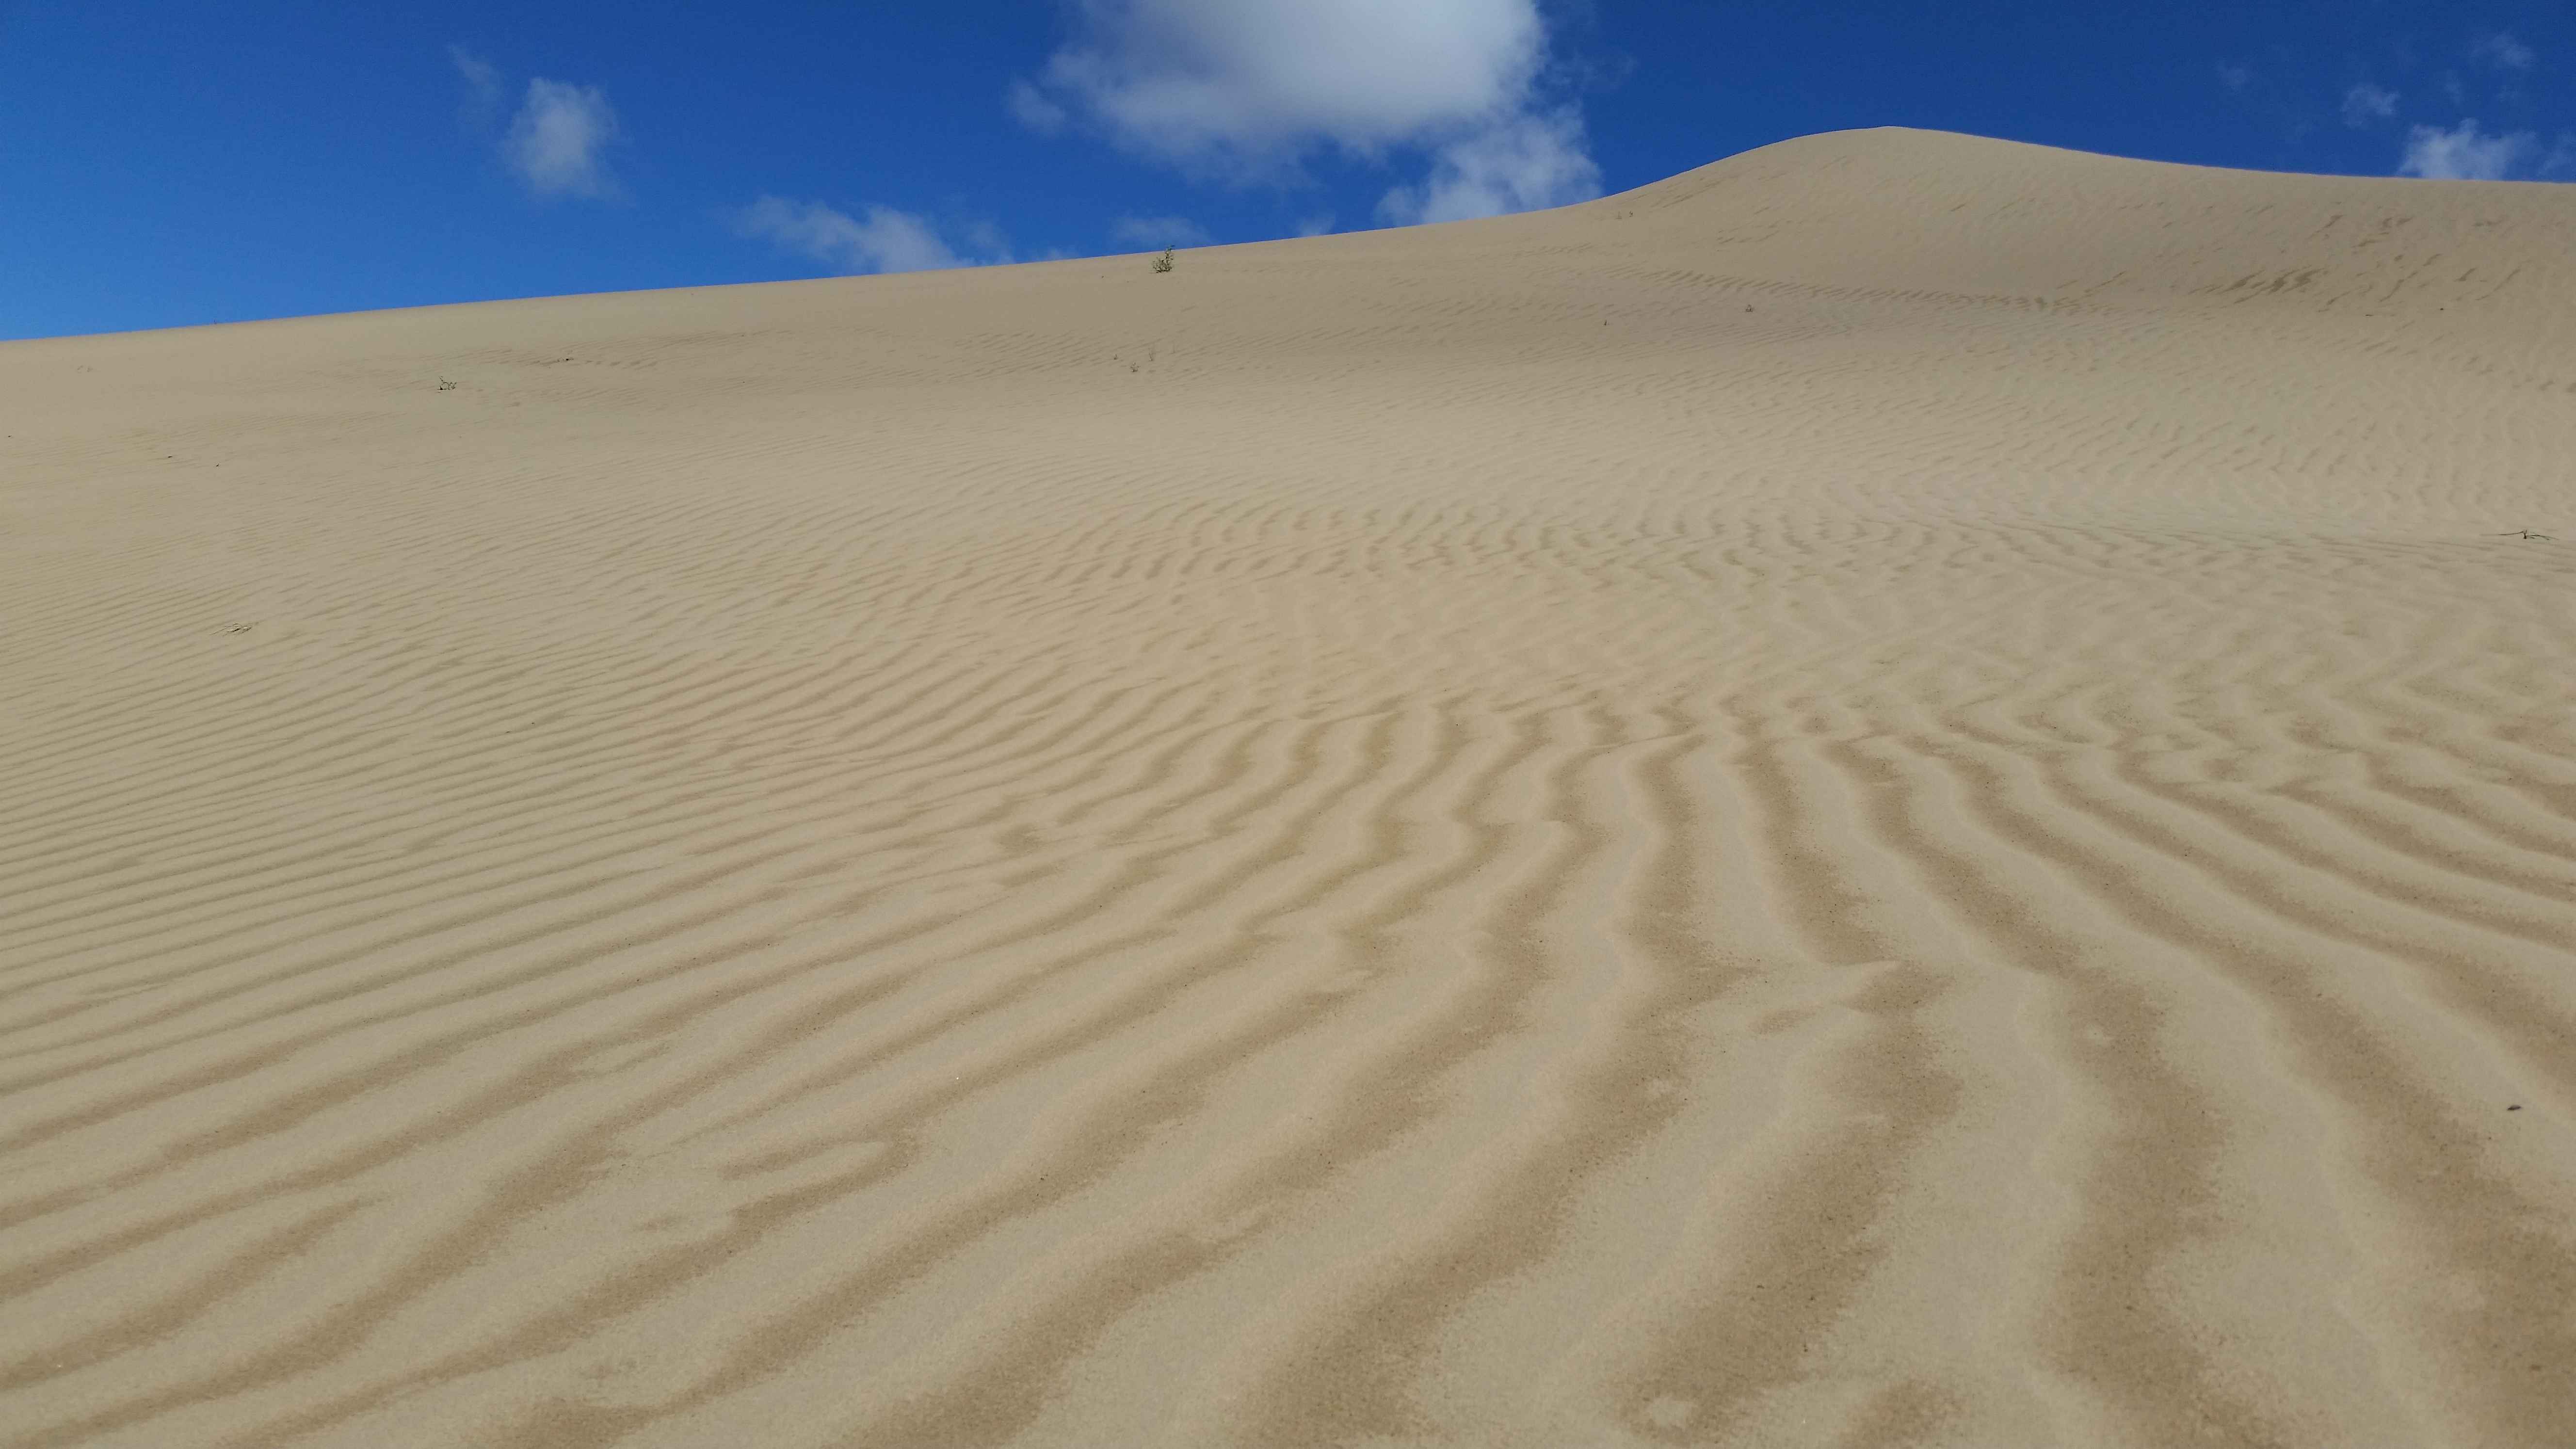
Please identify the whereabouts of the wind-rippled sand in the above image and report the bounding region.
[4,129,2573,1447]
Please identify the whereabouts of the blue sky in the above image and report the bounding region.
[2,1,2569,340]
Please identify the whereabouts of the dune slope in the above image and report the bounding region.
[2,128,2574,1448]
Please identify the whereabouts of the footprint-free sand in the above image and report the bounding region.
[4,128,2573,1447]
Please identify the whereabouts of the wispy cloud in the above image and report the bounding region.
[734,198,1005,274]
[447,45,504,129]
[2341,81,2399,127]
[1109,213,1212,248]
[1006,80,1069,135]
[505,79,623,200]
[1016,0,1599,222]
[2472,32,2536,70]
[2398,119,2533,179]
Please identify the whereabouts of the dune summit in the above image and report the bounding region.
[2,127,2573,1447]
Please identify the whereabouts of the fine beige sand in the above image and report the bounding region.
[3,127,2574,1448]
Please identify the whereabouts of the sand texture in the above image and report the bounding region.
[3,128,2574,1447]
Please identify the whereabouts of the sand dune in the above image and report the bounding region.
[3,127,2573,1447]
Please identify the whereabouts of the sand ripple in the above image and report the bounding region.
[3,129,2573,1447]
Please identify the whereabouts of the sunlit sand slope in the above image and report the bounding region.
[3,128,2573,1448]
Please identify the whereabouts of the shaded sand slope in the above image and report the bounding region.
[3,128,2574,1447]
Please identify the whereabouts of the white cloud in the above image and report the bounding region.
[1031,0,1540,163]
[1018,0,1599,221]
[2341,82,2399,126]
[735,197,1006,274]
[2473,32,2536,70]
[1378,107,1598,224]
[1110,213,1213,247]
[2398,119,2535,180]
[2217,63,2253,93]
[504,79,622,199]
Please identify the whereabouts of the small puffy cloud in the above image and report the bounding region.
[1110,213,1213,248]
[1378,107,1598,224]
[2398,119,2534,180]
[505,79,623,200]
[2217,63,2253,93]
[735,197,1005,274]
[1018,0,1598,222]
[450,51,624,201]
[1293,212,1336,237]
[2473,32,2536,70]
[2342,82,2399,126]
